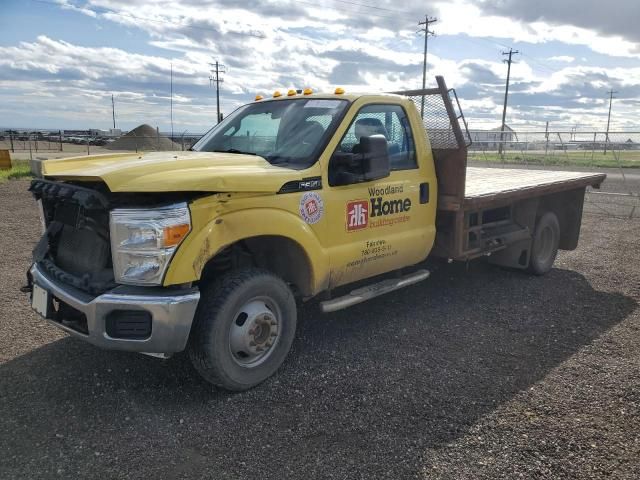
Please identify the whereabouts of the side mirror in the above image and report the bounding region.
[360,135,390,181]
[329,134,390,186]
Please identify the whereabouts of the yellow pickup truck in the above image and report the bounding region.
[26,77,605,390]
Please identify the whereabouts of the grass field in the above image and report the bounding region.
[0,164,31,183]
[469,150,640,168]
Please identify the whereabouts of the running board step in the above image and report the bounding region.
[320,269,430,313]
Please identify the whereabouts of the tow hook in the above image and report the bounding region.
[21,269,33,293]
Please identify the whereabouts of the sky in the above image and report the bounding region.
[0,0,639,133]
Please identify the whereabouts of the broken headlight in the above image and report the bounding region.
[109,203,191,286]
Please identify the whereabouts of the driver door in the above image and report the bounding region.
[322,102,434,288]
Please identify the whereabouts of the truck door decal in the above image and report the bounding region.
[299,192,324,224]
[346,200,369,231]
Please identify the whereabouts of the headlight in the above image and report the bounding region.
[110,203,191,285]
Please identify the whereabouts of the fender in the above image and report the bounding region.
[164,205,330,295]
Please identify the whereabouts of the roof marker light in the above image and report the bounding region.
[287,89,296,96]
[255,94,264,101]
[303,88,313,95]
[273,90,282,98]
[334,87,345,94]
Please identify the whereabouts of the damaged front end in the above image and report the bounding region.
[30,179,115,295]
[25,179,200,354]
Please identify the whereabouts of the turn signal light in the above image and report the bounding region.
[163,223,190,247]
[334,87,345,94]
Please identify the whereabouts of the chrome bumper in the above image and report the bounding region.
[29,263,200,354]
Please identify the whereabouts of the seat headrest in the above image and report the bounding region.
[355,117,388,140]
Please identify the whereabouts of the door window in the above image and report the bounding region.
[335,104,417,171]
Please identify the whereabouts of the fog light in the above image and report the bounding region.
[105,310,152,339]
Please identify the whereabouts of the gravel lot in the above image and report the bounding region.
[1,177,639,479]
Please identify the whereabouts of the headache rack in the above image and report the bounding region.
[392,75,472,212]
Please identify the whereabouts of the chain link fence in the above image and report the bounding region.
[465,131,640,220]
[467,130,640,168]
[2,127,638,219]
[0,128,205,158]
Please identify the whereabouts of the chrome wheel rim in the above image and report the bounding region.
[228,298,280,368]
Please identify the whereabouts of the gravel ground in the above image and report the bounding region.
[1,177,639,479]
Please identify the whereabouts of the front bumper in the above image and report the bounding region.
[29,263,200,354]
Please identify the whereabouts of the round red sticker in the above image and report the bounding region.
[299,192,324,224]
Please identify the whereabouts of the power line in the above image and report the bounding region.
[418,15,437,118]
[499,48,519,155]
[604,89,618,154]
[293,0,415,19]
[328,0,413,14]
[518,52,558,75]
[209,61,226,124]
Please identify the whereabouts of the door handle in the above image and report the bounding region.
[420,183,429,204]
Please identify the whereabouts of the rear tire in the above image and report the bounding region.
[188,268,297,391]
[527,211,560,275]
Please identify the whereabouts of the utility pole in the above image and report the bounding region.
[499,48,519,155]
[111,94,116,129]
[209,61,226,124]
[604,89,617,154]
[418,15,437,118]
[544,121,549,156]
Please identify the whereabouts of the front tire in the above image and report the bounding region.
[527,211,560,275]
[188,268,297,391]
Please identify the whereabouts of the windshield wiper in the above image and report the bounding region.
[213,148,257,155]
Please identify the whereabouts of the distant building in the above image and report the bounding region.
[468,125,515,150]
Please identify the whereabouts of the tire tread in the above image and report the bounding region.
[188,268,295,391]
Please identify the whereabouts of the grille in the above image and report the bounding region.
[31,179,115,294]
[56,224,110,276]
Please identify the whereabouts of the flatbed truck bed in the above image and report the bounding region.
[396,78,606,264]
[463,167,605,209]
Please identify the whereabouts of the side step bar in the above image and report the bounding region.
[320,269,430,313]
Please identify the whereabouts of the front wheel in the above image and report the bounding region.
[188,268,297,391]
[527,211,560,275]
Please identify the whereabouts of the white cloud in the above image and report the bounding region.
[1,0,639,131]
[549,56,575,63]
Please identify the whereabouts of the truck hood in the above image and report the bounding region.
[41,151,302,193]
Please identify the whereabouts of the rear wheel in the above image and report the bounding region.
[188,268,297,391]
[527,211,560,275]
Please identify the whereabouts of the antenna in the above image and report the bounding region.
[170,62,174,140]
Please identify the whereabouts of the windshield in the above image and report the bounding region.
[193,98,350,169]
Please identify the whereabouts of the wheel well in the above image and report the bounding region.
[200,235,314,297]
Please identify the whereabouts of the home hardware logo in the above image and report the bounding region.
[347,200,369,231]
[346,195,411,231]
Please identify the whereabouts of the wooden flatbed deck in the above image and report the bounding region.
[462,167,606,209]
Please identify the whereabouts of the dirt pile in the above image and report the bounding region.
[106,124,180,151]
